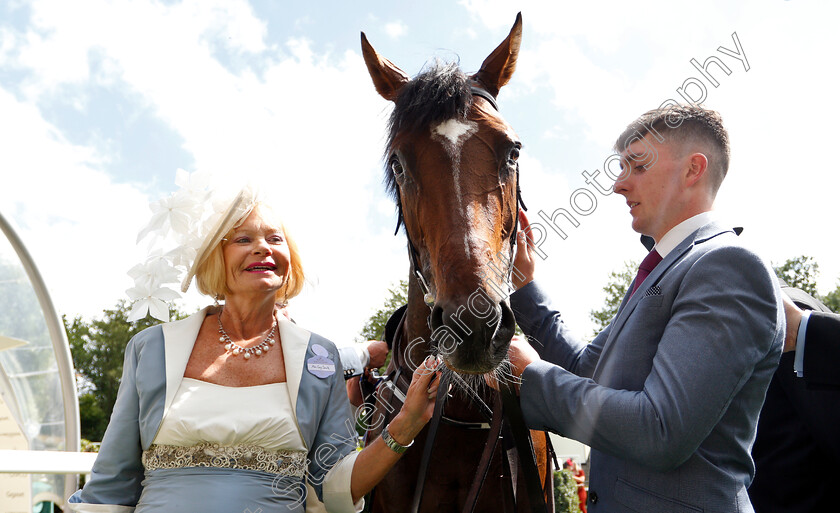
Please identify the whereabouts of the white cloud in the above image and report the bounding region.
[3,0,839,352]
[0,86,151,321]
[428,0,840,352]
[384,21,407,39]
[1,0,406,343]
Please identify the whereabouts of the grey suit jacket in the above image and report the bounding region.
[512,222,784,513]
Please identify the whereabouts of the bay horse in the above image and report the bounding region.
[360,13,554,513]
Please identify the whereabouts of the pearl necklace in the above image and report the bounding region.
[217,314,277,360]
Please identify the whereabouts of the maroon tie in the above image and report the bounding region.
[630,250,663,296]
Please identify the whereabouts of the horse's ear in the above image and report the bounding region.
[361,32,410,102]
[472,12,522,97]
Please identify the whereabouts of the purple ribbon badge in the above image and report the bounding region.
[307,344,335,378]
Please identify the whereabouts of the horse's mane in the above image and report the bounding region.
[384,60,472,199]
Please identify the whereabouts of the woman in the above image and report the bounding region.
[67,186,440,512]
[566,459,587,513]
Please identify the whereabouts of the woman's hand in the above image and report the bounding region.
[350,356,442,502]
[386,356,442,445]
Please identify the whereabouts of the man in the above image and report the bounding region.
[749,283,840,512]
[507,105,784,512]
[780,292,840,388]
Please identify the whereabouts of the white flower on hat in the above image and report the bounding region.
[135,188,207,244]
[125,281,181,322]
[126,170,254,322]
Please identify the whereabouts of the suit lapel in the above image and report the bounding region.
[277,314,311,414]
[598,222,734,366]
[161,306,211,416]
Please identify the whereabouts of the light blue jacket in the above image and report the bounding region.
[513,223,784,513]
[67,307,360,512]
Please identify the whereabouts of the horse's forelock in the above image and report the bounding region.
[383,61,472,199]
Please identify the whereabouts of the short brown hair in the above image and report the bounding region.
[194,203,305,302]
[614,104,730,193]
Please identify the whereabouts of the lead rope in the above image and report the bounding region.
[410,373,451,513]
[461,393,505,513]
[501,382,549,513]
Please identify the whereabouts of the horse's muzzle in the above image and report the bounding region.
[430,298,516,374]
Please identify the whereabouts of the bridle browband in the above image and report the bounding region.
[392,82,528,315]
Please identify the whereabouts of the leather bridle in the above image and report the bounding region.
[392,82,528,313]
[370,85,547,513]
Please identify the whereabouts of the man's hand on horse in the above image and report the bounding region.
[513,209,537,289]
[507,336,540,378]
[365,339,389,368]
[485,336,541,392]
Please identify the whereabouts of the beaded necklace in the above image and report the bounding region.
[217,313,277,360]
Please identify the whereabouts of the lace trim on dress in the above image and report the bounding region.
[142,443,307,477]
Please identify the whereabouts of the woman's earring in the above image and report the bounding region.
[214,294,221,307]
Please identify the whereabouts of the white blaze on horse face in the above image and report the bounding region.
[432,119,478,148]
[464,203,485,260]
[431,119,482,260]
[431,119,478,208]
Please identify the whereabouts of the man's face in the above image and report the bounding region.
[614,132,687,242]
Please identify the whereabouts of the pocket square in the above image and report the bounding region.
[644,285,662,297]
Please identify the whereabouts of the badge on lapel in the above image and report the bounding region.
[307,344,336,378]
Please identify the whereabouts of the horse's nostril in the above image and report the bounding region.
[492,335,506,350]
[492,302,516,351]
[430,305,444,330]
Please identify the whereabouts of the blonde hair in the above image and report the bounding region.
[194,203,305,302]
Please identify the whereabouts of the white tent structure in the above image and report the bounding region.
[0,210,86,510]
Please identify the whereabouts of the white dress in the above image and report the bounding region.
[134,378,310,512]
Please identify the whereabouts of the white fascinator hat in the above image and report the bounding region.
[126,170,259,321]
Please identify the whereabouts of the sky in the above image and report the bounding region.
[1,0,838,347]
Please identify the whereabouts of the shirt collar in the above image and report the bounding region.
[653,211,715,259]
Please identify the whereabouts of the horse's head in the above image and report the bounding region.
[362,14,524,374]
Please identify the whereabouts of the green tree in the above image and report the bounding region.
[553,469,581,513]
[589,261,636,337]
[358,280,408,342]
[65,300,185,441]
[773,255,819,297]
[823,281,840,313]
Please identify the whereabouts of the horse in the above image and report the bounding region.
[360,13,555,513]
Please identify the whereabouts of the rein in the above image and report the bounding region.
[371,308,548,513]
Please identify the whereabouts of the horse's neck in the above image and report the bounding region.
[403,281,433,368]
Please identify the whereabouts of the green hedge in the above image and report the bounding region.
[554,469,580,513]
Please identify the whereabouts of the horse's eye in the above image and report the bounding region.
[390,157,404,176]
[507,146,520,164]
